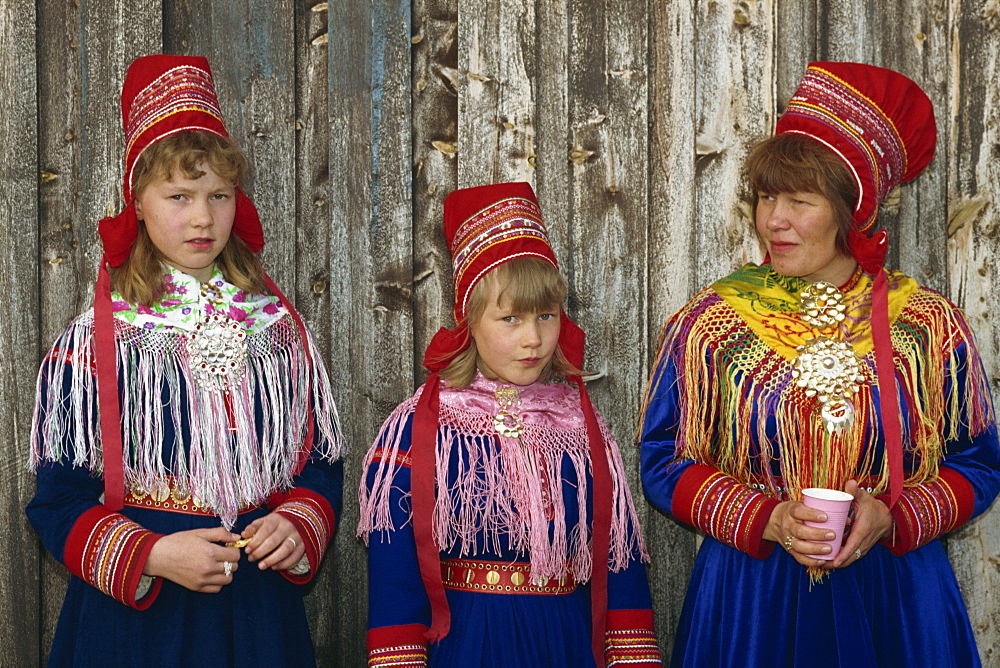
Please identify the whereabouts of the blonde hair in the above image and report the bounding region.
[438,257,583,387]
[111,131,265,305]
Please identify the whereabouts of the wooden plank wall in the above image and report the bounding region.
[1,1,997,665]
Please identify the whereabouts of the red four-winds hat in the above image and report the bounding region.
[775,61,936,273]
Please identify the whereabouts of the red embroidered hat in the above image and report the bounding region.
[97,55,264,268]
[423,182,584,371]
[413,183,610,663]
[775,62,936,272]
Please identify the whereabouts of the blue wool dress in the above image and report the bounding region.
[640,264,1000,668]
[27,269,344,668]
[360,375,660,667]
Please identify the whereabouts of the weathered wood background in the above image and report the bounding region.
[1,1,998,665]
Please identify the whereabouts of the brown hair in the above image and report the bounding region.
[744,133,857,255]
[111,131,265,305]
[438,257,583,387]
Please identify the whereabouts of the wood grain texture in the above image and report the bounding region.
[412,0,459,372]
[0,0,40,664]
[326,1,415,665]
[291,1,340,660]
[645,0,699,657]
[945,5,1000,664]
[8,3,1000,666]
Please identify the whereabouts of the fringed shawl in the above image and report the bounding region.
[358,374,647,584]
[642,263,994,501]
[30,269,344,528]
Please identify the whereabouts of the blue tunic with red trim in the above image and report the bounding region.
[640,264,1000,667]
[359,374,661,667]
[26,269,344,668]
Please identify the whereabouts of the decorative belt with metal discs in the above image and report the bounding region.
[791,281,865,432]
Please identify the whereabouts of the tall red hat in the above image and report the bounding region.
[423,182,584,371]
[412,183,611,665]
[775,62,936,273]
[97,55,264,268]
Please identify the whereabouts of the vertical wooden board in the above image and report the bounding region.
[533,0,570,257]
[207,1,298,292]
[0,1,39,664]
[946,6,1000,663]
[775,0,817,102]
[291,1,340,661]
[35,0,85,651]
[34,2,162,661]
[691,0,774,290]
[565,0,649,504]
[328,1,415,665]
[163,0,214,54]
[865,3,950,291]
[456,0,537,186]
[412,0,459,371]
[645,0,699,656]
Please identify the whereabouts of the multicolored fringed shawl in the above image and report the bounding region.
[358,374,648,584]
[645,263,994,501]
[30,268,343,528]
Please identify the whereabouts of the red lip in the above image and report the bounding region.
[519,358,541,366]
[769,241,796,253]
[186,238,215,249]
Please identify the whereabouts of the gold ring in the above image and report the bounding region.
[783,535,794,552]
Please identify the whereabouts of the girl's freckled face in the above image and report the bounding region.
[470,282,560,386]
[134,163,235,283]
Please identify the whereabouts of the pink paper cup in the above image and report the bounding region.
[801,487,854,560]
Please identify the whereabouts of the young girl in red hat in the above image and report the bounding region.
[27,55,344,666]
[358,182,661,667]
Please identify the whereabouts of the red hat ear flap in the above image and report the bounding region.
[233,188,265,253]
[97,204,140,269]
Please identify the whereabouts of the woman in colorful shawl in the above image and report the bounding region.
[639,62,1000,667]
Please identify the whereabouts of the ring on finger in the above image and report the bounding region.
[854,548,862,560]
[223,561,232,578]
[783,535,794,552]
[285,536,297,549]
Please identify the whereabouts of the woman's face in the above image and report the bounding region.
[755,190,857,285]
[470,281,561,386]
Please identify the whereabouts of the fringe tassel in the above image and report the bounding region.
[645,286,993,501]
[358,385,647,582]
[31,311,343,529]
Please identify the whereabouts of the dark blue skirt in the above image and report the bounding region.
[672,537,980,667]
[46,506,315,668]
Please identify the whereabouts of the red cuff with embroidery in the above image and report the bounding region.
[605,609,662,666]
[877,466,976,556]
[367,623,429,667]
[271,487,336,584]
[63,506,163,610]
[672,463,781,559]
